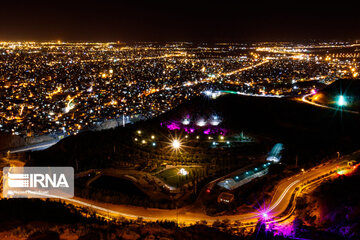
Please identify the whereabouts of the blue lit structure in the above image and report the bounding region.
[217,162,271,190]
[266,143,284,163]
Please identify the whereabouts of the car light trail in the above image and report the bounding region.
[268,180,300,212]
[3,158,353,227]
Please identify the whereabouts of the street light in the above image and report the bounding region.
[167,136,185,153]
[172,139,181,149]
[337,95,347,106]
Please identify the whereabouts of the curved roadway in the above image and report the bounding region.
[24,157,352,226]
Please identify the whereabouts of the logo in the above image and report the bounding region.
[3,167,74,198]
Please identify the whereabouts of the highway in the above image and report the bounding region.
[221,59,270,77]
[19,156,354,226]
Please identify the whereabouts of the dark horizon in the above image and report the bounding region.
[1,1,360,42]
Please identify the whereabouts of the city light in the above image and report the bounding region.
[203,90,212,96]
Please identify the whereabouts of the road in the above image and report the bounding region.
[21,156,354,226]
[221,59,270,77]
[7,139,59,154]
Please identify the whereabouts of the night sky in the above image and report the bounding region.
[0,0,359,42]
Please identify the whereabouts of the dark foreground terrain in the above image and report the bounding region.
[0,198,294,240]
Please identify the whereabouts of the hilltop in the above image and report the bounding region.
[30,93,360,171]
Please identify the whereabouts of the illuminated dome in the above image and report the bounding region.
[182,118,190,125]
[196,119,207,127]
[209,115,221,126]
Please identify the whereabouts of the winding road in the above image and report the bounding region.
[20,156,354,226]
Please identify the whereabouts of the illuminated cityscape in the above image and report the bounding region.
[0,41,358,139]
[1,1,360,240]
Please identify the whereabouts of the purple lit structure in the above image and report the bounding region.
[161,114,227,135]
